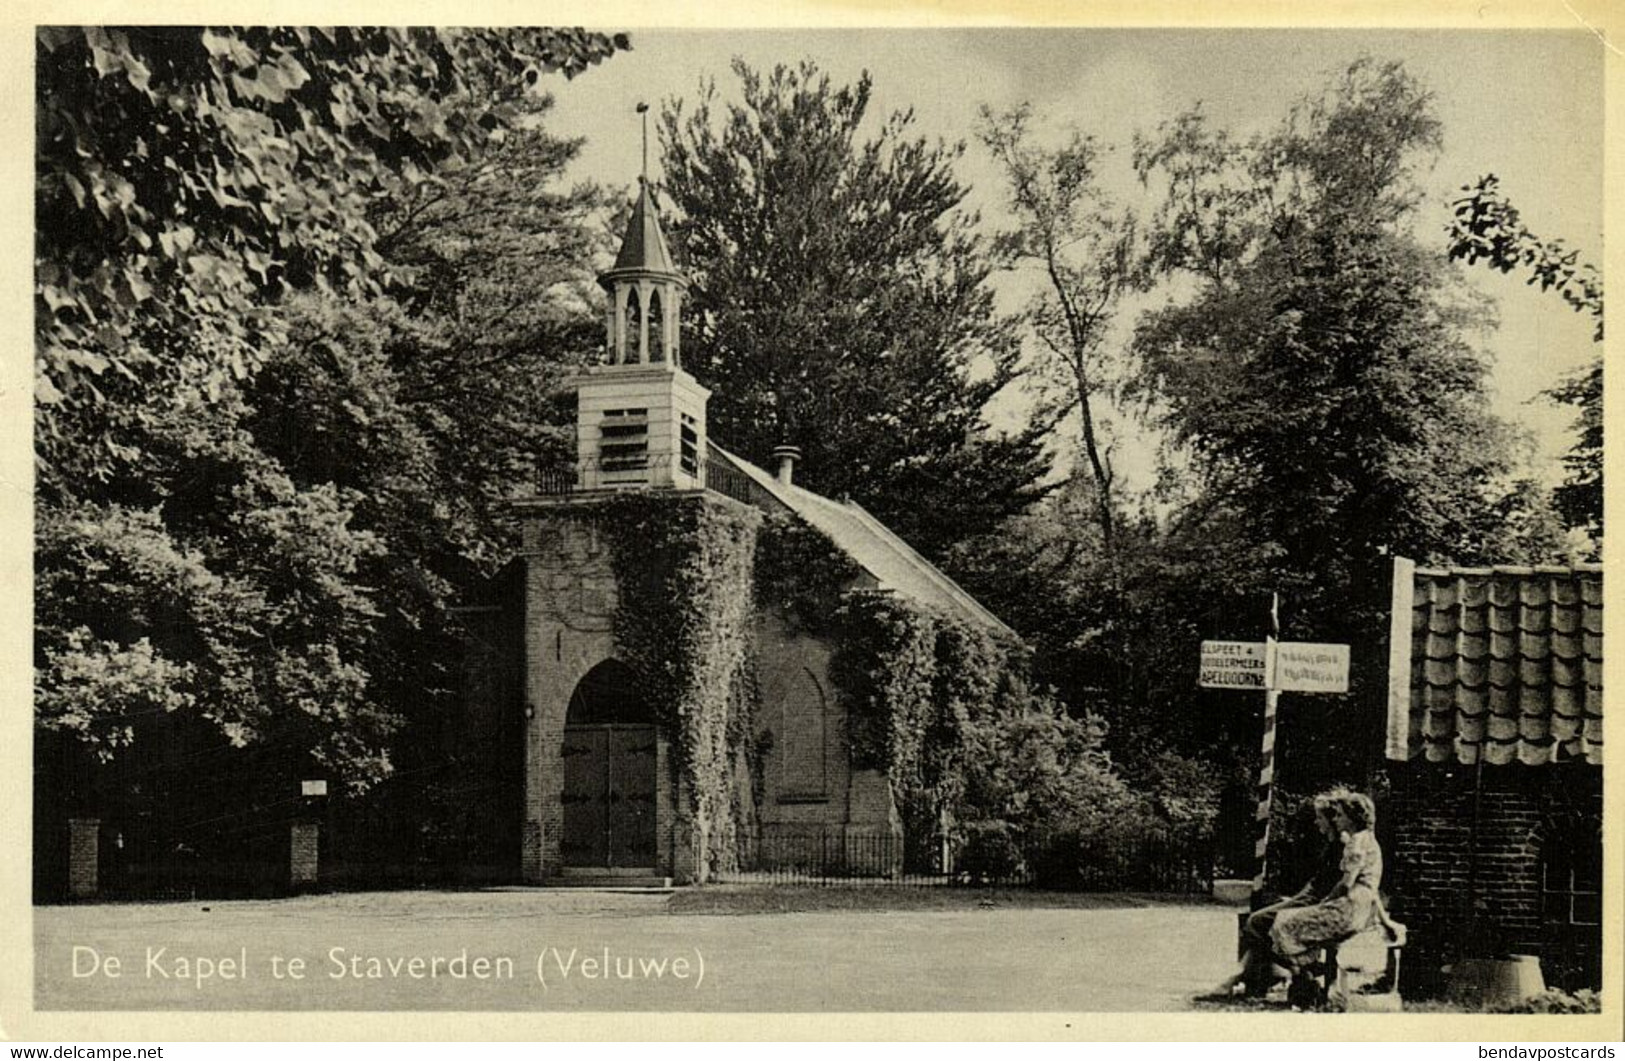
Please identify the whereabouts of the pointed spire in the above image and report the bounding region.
[600,103,684,289]
[607,181,680,278]
[601,179,685,288]
[595,110,688,370]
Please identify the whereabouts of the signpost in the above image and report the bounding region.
[1274,642,1350,693]
[1199,599,1350,897]
[1199,641,1269,689]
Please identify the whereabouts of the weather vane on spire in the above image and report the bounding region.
[636,101,650,185]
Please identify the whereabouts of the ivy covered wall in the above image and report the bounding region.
[588,493,761,880]
[522,491,1133,883]
[753,510,1114,874]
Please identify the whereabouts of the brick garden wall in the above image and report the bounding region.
[1382,760,1602,995]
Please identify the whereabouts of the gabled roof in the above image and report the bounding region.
[1385,557,1602,767]
[708,443,1015,637]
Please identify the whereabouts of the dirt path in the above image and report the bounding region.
[35,891,1238,1011]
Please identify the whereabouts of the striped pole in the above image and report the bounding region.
[1253,592,1281,896]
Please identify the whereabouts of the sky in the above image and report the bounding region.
[544,29,1605,492]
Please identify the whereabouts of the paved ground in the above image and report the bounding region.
[35,890,1240,1011]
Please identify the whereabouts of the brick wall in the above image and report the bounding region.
[521,508,622,881]
[754,611,901,861]
[516,496,909,885]
[1383,760,1602,994]
[756,614,848,820]
[518,502,715,882]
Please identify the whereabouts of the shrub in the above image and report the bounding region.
[1027,809,1162,890]
[956,820,1025,883]
[1127,748,1223,834]
[1490,988,1601,1015]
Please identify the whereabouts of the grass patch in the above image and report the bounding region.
[1191,994,1461,1014]
[666,885,1225,915]
[1401,1000,1473,1013]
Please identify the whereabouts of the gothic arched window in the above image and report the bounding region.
[779,668,829,800]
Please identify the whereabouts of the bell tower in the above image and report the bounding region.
[574,174,710,491]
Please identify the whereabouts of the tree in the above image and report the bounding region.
[35,28,622,803]
[1129,58,1562,784]
[945,474,1272,875]
[1447,174,1602,545]
[35,26,624,490]
[355,93,615,568]
[658,60,1052,559]
[976,103,1139,553]
[35,373,399,798]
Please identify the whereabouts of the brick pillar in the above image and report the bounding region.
[68,818,99,899]
[671,771,699,884]
[289,822,319,890]
[846,771,904,878]
[655,734,673,879]
[672,814,699,884]
[521,820,544,884]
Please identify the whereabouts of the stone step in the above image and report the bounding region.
[547,868,673,890]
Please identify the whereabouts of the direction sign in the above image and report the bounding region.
[1274,642,1350,693]
[1199,640,1268,689]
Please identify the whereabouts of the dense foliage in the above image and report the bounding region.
[951,60,1570,873]
[827,590,1183,877]
[1133,61,1549,589]
[36,26,623,488]
[592,494,763,880]
[1124,60,1565,784]
[659,60,1053,559]
[753,510,866,631]
[36,28,623,822]
[1447,174,1602,546]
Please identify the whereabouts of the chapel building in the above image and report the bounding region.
[504,178,1014,884]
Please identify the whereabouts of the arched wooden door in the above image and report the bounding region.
[561,661,657,868]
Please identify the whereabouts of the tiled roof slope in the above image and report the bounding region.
[1385,557,1602,766]
[709,443,1015,637]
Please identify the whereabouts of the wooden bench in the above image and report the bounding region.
[1295,929,1404,1010]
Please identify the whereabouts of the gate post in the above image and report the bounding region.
[68,818,99,899]
[289,822,320,891]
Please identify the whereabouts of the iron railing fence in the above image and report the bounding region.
[533,454,757,507]
[716,825,1214,892]
[720,829,946,886]
[536,454,679,496]
[536,463,576,496]
[1061,830,1215,894]
[702,454,757,505]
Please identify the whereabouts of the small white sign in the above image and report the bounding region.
[1274,642,1350,693]
[301,780,329,797]
[1199,640,1268,689]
